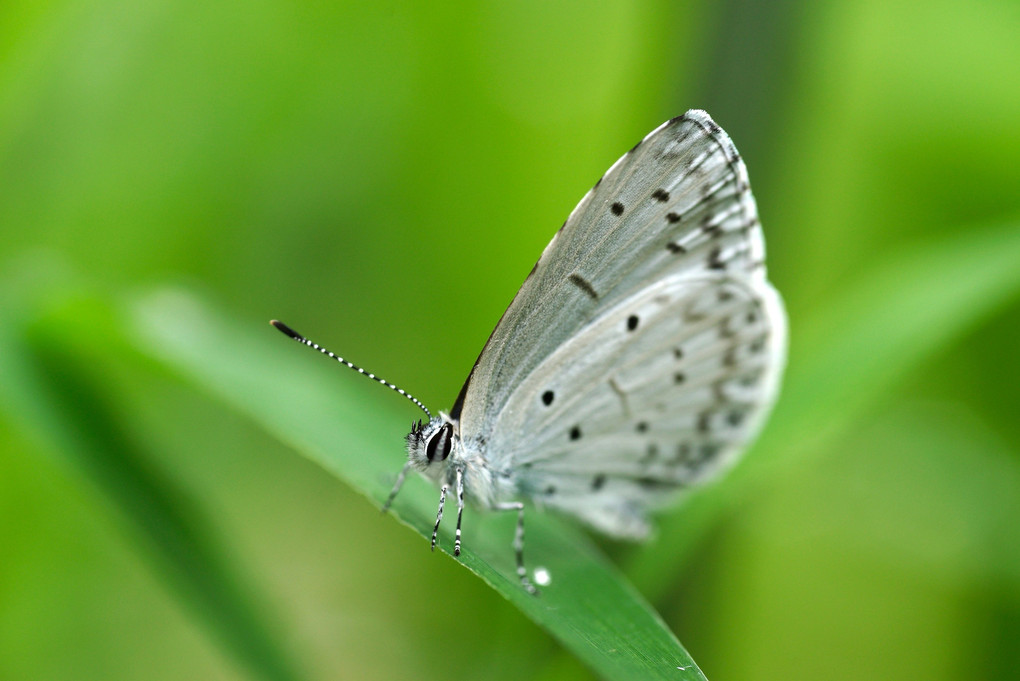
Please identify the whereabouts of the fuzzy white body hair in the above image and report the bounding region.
[406,412,515,510]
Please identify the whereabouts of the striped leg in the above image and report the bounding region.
[494,502,538,595]
[381,462,412,514]
[454,467,465,556]
[431,485,447,552]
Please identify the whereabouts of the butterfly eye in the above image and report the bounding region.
[425,422,453,463]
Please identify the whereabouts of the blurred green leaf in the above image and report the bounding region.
[0,0,1016,678]
[629,219,1020,597]
[127,288,706,681]
[0,290,305,681]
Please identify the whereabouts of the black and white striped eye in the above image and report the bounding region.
[425,422,454,463]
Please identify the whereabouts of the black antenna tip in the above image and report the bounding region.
[270,319,303,341]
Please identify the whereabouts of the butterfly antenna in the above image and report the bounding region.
[270,320,432,419]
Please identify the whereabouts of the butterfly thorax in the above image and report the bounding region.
[405,412,509,508]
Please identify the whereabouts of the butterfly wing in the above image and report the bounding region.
[453,110,786,536]
[486,274,784,538]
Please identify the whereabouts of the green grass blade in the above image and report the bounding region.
[128,288,705,681]
[0,293,306,681]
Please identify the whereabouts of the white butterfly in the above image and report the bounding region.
[273,109,786,593]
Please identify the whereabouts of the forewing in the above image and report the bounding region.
[482,274,786,538]
[453,110,769,440]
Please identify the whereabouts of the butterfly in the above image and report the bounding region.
[272,109,786,593]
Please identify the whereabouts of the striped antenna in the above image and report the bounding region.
[270,320,432,419]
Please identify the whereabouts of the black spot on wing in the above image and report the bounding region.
[651,189,670,202]
[636,476,683,491]
[701,212,723,236]
[740,370,763,387]
[542,390,554,406]
[666,242,686,254]
[567,273,599,300]
[671,442,691,464]
[626,314,639,331]
[697,412,711,434]
[666,212,682,223]
[698,442,721,462]
[707,246,726,270]
[727,410,746,427]
[611,202,625,216]
[569,425,582,441]
[591,474,607,491]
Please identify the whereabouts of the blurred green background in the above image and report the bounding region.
[2,1,1019,680]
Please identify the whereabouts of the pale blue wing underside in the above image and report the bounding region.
[453,110,786,537]
[490,275,784,538]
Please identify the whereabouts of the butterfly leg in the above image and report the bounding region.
[381,461,412,513]
[494,501,538,595]
[454,467,465,556]
[431,485,447,552]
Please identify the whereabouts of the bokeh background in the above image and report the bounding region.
[2,1,1019,680]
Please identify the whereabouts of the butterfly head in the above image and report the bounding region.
[406,413,458,472]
